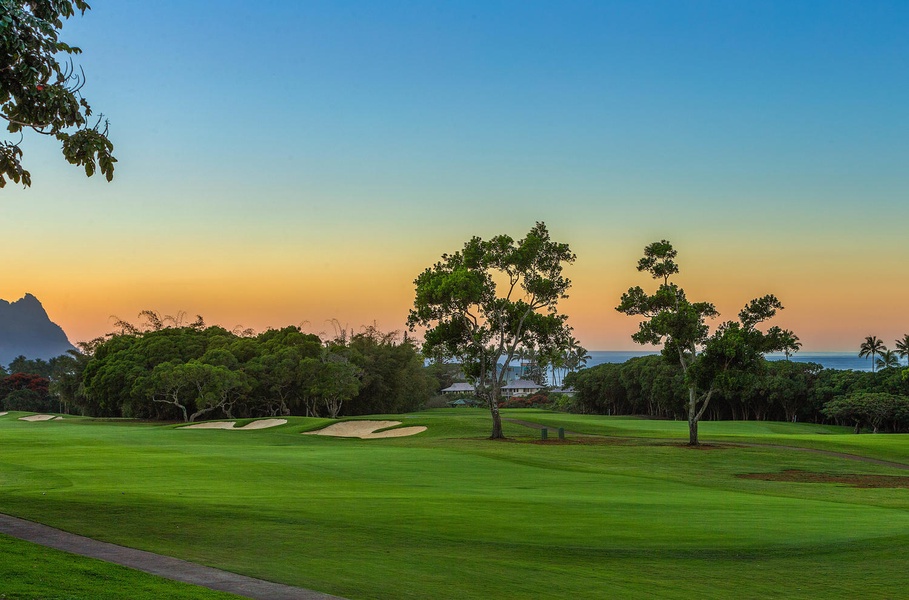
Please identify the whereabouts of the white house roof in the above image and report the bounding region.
[441,382,477,393]
[502,379,543,390]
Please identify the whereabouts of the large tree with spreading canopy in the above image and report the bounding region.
[408,222,575,439]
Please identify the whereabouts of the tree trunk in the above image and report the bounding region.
[688,386,699,446]
[489,402,504,439]
[688,418,698,446]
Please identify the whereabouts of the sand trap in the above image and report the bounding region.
[304,420,427,439]
[19,414,58,422]
[0,412,7,417]
[182,418,287,430]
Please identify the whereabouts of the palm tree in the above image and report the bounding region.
[896,334,909,367]
[859,335,887,372]
[876,350,900,371]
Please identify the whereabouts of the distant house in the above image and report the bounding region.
[502,379,544,397]
[441,382,477,395]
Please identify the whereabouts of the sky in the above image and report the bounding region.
[1,0,907,351]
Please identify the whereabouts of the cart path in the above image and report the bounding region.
[504,418,909,470]
[0,513,343,600]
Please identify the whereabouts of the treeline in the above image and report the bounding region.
[0,354,79,414]
[2,319,437,421]
[566,355,909,432]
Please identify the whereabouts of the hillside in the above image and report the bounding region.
[0,294,75,367]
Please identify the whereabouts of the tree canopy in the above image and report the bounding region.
[617,240,794,445]
[408,222,577,439]
[1,0,115,187]
[72,314,433,422]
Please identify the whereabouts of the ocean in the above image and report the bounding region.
[584,351,887,372]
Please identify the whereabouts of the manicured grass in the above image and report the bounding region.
[0,533,242,599]
[2,409,909,598]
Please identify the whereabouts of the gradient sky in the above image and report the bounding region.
[1,1,907,351]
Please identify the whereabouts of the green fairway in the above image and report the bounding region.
[2,409,909,599]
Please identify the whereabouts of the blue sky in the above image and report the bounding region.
[2,1,907,349]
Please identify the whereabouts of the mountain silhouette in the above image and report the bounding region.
[0,294,75,367]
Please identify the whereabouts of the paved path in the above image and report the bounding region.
[0,513,343,600]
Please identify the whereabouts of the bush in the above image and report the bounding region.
[2,389,55,412]
[548,392,579,413]
[425,395,452,409]
[498,394,551,409]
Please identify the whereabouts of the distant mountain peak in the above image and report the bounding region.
[0,293,75,368]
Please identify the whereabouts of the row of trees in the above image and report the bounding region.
[567,355,909,430]
[0,354,85,413]
[859,335,909,371]
[7,315,436,422]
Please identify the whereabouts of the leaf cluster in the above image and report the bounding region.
[0,0,115,187]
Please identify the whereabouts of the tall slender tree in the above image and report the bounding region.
[617,240,790,445]
[859,336,887,373]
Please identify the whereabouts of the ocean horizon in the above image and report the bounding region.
[583,350,899,372]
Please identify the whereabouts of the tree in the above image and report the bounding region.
[859,336,887,373]
[778,329,802,360]
[299,349,361,419]
[562,335,589,382]
[1,0,115,187]
[408,222,576,439]
[876,350,900,371]
[896,334,909,368]
[823,392,909,434]
[617,240,790,445]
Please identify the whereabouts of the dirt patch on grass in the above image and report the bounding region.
[738,469,909,488]
[526,436,633,446]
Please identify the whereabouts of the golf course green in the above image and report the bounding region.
[2,409,908,599]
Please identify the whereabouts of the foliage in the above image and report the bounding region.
[77,314,431,421]
[0,0,115,187]
[0,370,52,410]
[822,392,909,433]
[343,325,434,415]
[498,393,551,409]
[896,334,909,367]
[408,221,576,438]
[616,240,792,444]
[859,335,887,373]
[876,350,901,371]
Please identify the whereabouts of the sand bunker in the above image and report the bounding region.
[182,418,287,430]
[304,420,427,439]
[18,414,61,422]
[0,412,7,417]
